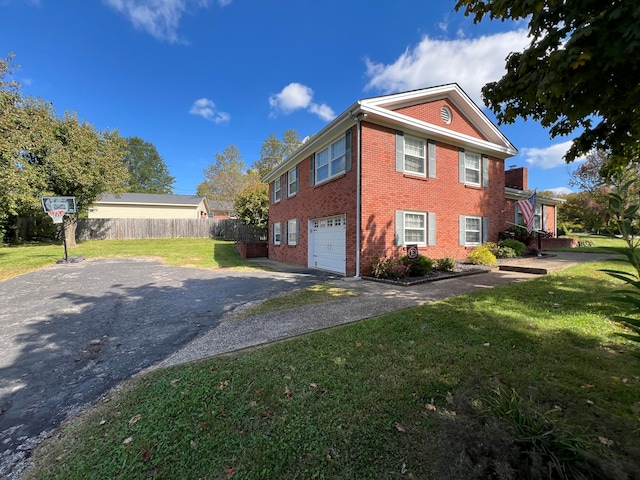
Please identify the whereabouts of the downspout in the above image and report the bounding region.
[354,112,362,279]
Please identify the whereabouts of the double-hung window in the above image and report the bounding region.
[395,210,436,246]
[404,136,426,175]
[273,177,282,203]
[287,219,298,246]
[459,215,489,246]
[316,136,346,183]
[459,149,488,187]
[287,166,298,196]
[464,152,481,185]
[465,216,481,245]
[395,131,435,178]
[273,222,281,245]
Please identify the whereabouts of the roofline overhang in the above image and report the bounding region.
[505,187,565,205]
[262,84,518,183]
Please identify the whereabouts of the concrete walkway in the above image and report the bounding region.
[159,251,616,368]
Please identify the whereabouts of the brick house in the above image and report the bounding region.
[263,84,561,277]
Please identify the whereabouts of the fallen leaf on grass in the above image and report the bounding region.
[140,450,152,462]
[310,383,318,388]
[284,374,292,380]
[170,379,179,388]
[483,342,490,347]
[395,422,406,433]
[599,437,614,447]
[581,384,594,389]
[99,419,106,425]
[425,403,437,411]
[218,380,229,390]
[123,436,133,445]
[284,386,292,398]
[190,440,197,449]
[225,466,236,478]
[128,414,142,425]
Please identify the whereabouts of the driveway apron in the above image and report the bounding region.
[0,258,328,479]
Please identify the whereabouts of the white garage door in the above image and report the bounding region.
[309,215,346,275]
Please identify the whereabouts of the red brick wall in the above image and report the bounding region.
[359,122,505,275]
[505,167,528,190]
[268,127,358,275]
[395,99,487,140]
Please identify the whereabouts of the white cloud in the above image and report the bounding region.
[364,29,530,107]
[520,141,585,169]
[269,82,336,121]
[548,186,573,196]
[189,98,230,124]
[103,0,213,43]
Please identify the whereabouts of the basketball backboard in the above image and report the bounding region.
[41,196,77,214]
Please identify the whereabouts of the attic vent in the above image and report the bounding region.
[440,105,452,124]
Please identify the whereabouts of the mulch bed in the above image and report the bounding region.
[363,262,492,286]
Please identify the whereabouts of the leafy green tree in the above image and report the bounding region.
[234,180,269,228]
[252,129,301,178]
[197,144,247,201]
[123,136,175,193]
[558,191,608,234]
[0,53,130,244]
[454,0,640,165]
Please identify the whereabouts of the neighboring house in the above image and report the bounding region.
[505,166,563,235]
[89,193,209,219]
[263,83,563,277]
[207,200,236,220]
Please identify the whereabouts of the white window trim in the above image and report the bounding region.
[403,135,426,177]
[273,222,281,245]
[315,136,346,184]
[287,166,298,196]
[273,177,282,203]
[464,152,481,187]
[464,215,482,246]
[287,219,298,246]
[403,211,427,246]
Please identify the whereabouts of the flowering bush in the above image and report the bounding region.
[400,254,433,276]
[371,257,411,279]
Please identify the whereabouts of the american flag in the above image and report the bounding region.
[516,192,537,233]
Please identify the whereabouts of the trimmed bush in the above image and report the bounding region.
[467,245,497,266]
[497,246,517,258]
[400,254,433,277]
[435,257,456,272]
[498,238,526,257]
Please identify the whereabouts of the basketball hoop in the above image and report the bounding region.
[47,209,66,224]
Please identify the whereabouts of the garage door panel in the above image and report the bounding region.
[310,215,346,274]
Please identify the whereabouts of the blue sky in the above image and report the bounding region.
[1,0,580,196]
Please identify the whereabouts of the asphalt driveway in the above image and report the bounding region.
[0,258,329,479]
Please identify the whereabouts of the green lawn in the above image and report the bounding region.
[0,238,254,281]
[559,232,629,252]
[24,259,640,480]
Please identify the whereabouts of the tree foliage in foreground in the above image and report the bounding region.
[123,136,175,194]
[454,0,640,166]
[1,53,130,243]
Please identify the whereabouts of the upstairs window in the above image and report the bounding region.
[273,177,281,203]
[316,136,346,184]
[287,166,298,196]
[459,149,488,187]
[404,135,426,175]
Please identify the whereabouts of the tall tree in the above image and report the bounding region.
[454,0,640,165]
[123,137,175,193]
[1,54,130,243]
[252,129,301,178]
[197,144,247,201]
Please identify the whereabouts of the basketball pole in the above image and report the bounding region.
[61,215,68,262]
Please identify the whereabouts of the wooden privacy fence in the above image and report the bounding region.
[75,218,267,242]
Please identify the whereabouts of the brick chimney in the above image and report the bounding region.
[505,166,528,190]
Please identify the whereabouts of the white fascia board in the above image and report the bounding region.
[361,83,517,156]
[262,102,361,183]
[362,104,518,158]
